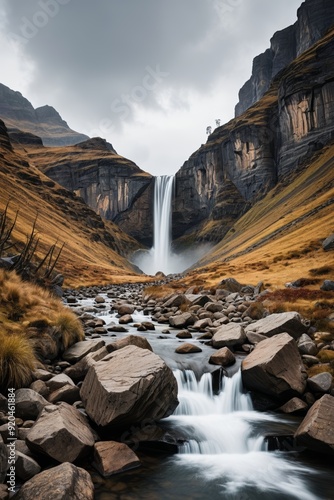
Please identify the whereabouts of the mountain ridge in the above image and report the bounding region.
[0,83,89,146]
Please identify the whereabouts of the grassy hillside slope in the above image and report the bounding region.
[183,143,334,290]
[0,122,147,286]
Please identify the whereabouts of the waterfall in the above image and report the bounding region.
[165,369,319,500]
[132,174,179,275]
[132,174,212,275]
[152,175,174,275]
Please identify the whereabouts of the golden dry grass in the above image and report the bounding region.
[0,140,152,286]
[0,331,37,390]
[0,269,86,387]
[180,144,334,292]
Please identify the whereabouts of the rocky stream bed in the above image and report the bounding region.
[1,278,334,499]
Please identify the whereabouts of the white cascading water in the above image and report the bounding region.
[166,369,320,500]
[152,175,174,274]
[132,174,213,275]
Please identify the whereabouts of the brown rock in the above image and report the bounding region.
[295,394,334,455]
[245,312,307,340]
[46,373,75,392]
[175,343,202,354]
[307,372,333,394]
[48,384,81,405]
[118,314,133,324]
[62,340,105,363]
[279,397,308,414]
[64,346,113,382]
[169,313,196,328]
[176,330,192,339]
[205,302,224,313]
[13,462,94,499]
[241,333,307,398]
[209,347,236,367]
[15,451,41,481]
[26,403,95,462]
[29,380,50,398]
[110,335,153,352]
[80,345,178,428]
[212,324,246,349]
[117,303,135,315]
[192,318,213,330]
[15,389,48,420]
[93,441,140,477]
[163,294,189,308]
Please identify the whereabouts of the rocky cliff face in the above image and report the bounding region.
[173,25,334,243]
[235,0,334,117]
[28,138,154,245]
[0,83,88,146]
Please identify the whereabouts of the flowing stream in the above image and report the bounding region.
[164,369,322,500]
[75,293,333,499]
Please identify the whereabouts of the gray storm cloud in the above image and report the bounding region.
[0,0,302,174]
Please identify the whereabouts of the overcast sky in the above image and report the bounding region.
[0,0,302,176]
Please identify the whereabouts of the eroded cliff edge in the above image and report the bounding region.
[235,0,334,117]
[172,26,334,244]
[27,138,154,247]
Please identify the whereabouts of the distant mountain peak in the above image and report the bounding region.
[0,83,89,147]
[35,105,69,128]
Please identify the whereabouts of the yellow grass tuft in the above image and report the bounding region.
[0,331,37,390]
[50,308,85,351]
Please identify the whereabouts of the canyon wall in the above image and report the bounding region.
[173,25,334,243]
[28,138,154,246]
[235,0,334,117]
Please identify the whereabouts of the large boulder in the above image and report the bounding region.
[12,462,94,499]
[295,394,334,455]
[212,324,246,349]
[242,333,307,399]
[26,403,95,462]
[80,345,178,428]
[245,312,307,340]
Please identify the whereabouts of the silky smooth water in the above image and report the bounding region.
[132,175,211,275]
[165,370,323,500]
[76,292,334,500]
